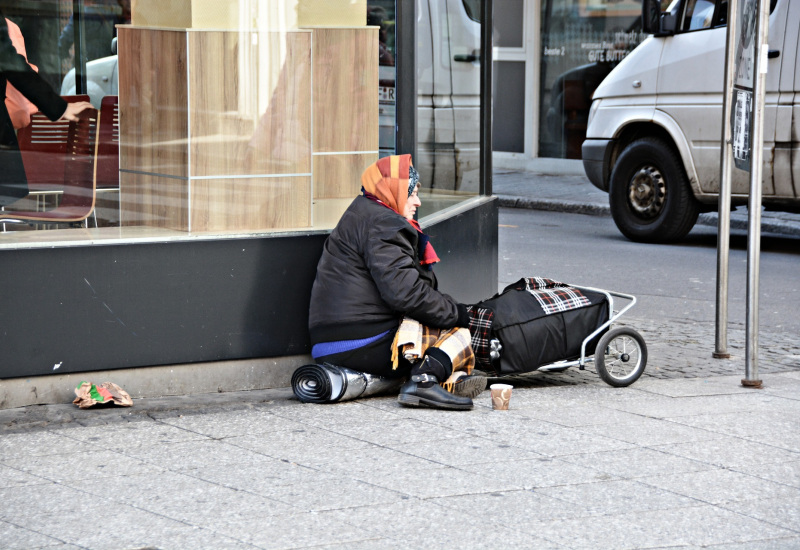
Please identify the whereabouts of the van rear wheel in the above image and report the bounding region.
[609,138,700,243]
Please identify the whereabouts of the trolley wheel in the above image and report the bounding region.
[595,327,647,387]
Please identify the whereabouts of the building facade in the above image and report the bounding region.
[0,0,497,407]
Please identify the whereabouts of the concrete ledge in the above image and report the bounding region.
[0,354,312,410]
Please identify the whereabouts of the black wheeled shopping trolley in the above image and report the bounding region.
[476,278,647,387]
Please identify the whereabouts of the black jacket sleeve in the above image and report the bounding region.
[1,17,67,121]
[364,216,461,328]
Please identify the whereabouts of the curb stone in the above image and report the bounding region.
[497,195,800,237]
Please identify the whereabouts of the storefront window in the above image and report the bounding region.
[416,0,482,215]
[368,0,483,217]
[1,0,485,249]
[0,0,379,246]
[538,0,645,159]
[367,0,396,158]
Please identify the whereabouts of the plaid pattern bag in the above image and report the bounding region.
[467,305,494,368]
[516,277,590,315]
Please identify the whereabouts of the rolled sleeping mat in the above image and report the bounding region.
[291,363,403,404]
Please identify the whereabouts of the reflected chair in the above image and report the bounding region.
[92,95,120,226]
[16,95,91,203]
[0,107,100,228]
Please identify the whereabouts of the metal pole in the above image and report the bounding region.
[743,0,769,388]
[480,0,493,196]
[73,0,88,95]
[395,0,417,159]
[714,0,738,359]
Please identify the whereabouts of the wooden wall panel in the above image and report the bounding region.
[312,28,378,153]
[118,25,376,233]
[131,0,192,27]
[245,32,313,177]
[118,27,188,178]
[298,0,366,27]
[119,172,189,231]
[312,198,353,229]
[189,31,312,178]
[131,0,366,30]
[313,153,376,199]
[190,177,311,232]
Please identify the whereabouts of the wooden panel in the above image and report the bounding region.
[131,0,365,30]
[190,1,239,29]
[119,171,190,231]
[190,177,311,232]
[118,27,188,178]
[299,0,366,27]
[189,31,312,178]
[312,28,378,153]
[131,0,192,28]
[312,198,353,229]
[313,152,376,199]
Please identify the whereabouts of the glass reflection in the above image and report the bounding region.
[539,0,643,159]
[367,1,396,158]
[2,0,485,247]
[416,0,481,218]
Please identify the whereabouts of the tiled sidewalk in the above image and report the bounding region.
[2,372,799,549]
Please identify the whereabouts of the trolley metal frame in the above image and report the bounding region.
[536,286,638,372]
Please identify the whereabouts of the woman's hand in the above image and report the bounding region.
[59,101,94,121]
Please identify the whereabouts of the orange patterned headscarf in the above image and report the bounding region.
[360,155,440,269]
[360,154,414,215]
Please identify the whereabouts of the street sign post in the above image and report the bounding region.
[716,0,768,387]
[714,0,737,360]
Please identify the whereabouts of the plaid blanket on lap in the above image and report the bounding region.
[391,318,475,374]
[517,277,590,315]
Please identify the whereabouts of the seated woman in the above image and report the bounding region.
[308,154,486,410]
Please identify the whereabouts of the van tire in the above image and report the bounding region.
[609,138,700,243]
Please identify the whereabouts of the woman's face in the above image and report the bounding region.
[403,184,421,220]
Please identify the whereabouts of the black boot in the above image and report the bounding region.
[398,372,474,410]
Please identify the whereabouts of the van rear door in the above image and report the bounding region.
[656,18,727,195]
[774,0,800,199]
[656,0,790,197]
[756,0,792,198]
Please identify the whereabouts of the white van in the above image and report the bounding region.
[582,0,800,242]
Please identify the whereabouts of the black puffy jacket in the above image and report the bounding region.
[309,196,464,345]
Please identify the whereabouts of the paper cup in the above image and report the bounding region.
[490,383,513,410]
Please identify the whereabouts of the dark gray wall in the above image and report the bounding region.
[0,199,497,379]
[492,61,526,153]
[425,198,498,304]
